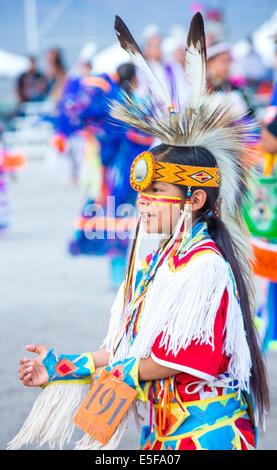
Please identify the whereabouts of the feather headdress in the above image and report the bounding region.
[111,12,256,310]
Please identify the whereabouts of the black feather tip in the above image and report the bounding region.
[187,12,207,58]
[114,15,142,55]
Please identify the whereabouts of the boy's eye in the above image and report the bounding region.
[152,184,163,193]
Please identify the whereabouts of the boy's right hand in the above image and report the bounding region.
[18,344,50,387]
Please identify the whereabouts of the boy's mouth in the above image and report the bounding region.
[141,212,156,221]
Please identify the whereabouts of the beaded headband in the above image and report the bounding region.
[130,151,220,192]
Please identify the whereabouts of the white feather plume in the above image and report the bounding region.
[184,12,207,110]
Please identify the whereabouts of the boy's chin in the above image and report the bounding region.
[141,220,170,235]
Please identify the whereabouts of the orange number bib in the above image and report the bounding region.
[74,368,137,445]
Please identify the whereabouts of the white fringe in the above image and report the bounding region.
[223,276,252,391]
[7,383,90,450]
[101,281,125,354]
[103,248,252,392]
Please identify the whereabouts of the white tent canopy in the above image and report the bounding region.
[92,43,130,75]
[0,49,29,78]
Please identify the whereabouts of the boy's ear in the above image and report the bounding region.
[190,189,207,212]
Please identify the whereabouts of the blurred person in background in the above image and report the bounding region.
[77,41,96,79]
[137,25,172,99]
[246,114,277,355]
[242,38,267,92]
[190,4,225,47]
[253,37,276,108]
[71,61,154,288]
[0,123,10,231]
[51,59,154,288]
[163,25,187,108]
[204,8,225,47]
[45,48,67,102]
[0,124,26,230]
[253,35,277,354]
[266,37,277,114]
[78,60,93,78]
[16,56,47,105]
[261,114,277,155]
[207,43,257,118]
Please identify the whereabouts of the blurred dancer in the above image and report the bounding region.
[65,63,154,287]
[242,38,266,92]
[0,157,9,231]
[45,48,67,102]
[0,130,26,230]
[242,34,277,354]
[137,25,173,101]
[262,114,277,154]
[207,43,257,118]
[205,7,225,47]
[163,26,187,107]
[250,107,277,353]
[16,56,47,105]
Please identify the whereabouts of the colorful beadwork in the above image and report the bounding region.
[130,151,220,192]
[43,349,95,384]
[140,384,256,450]
[130,151,155,191]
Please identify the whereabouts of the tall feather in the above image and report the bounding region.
[184,12,207,110]
[114,15,172,110]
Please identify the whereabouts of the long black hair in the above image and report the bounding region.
[151,143,270,423]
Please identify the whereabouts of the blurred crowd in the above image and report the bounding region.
[15,47,67,109]
[11,8,275,117]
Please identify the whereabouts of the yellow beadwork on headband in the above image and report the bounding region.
[130,151,155,191]
[130,151,220,191]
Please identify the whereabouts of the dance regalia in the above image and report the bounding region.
[242,82,277,352]
[7,13,259,451]
[0,148,26,230]
[49,73,109,184]
[0,160,9,230]
[50,70,153,285]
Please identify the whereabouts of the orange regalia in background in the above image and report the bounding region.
[242,102,277,352]
[0,148,26,230]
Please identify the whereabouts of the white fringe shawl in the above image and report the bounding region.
[7,382,90,450]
